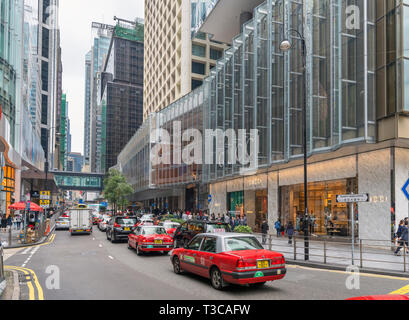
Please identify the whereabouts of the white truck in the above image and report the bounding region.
[69,208,93,235]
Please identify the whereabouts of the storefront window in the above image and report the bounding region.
[228,191,243,217]
[1,165,15,217]
[280,178,358,237]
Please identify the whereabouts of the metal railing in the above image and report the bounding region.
[254,233,409,274]
[0,244,4,281]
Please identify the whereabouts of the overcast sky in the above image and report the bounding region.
[59,0,144,154]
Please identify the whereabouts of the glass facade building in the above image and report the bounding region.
[118,0,409,241]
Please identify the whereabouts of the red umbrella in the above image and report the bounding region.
[9,201,44,212]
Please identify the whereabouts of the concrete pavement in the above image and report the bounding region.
[2,226,409,300]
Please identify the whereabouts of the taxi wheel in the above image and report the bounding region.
[173,256,182,274]
[210,267,225,291]
[136,244,143,256]
[106,231,110,240]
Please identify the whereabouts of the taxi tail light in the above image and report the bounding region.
[271,257,286,267]
[236,259,256,271]
[114,223,121,228]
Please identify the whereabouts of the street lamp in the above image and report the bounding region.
[280,29,309,261]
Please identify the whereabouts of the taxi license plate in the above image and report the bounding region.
[124,227,130,231]
[155,240,163,245]
[76,230,83,232]
[257,260,270,269]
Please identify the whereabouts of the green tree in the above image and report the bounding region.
[103,169,133,214]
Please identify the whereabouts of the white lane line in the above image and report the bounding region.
[21,247,33,255]
[21,244,40,267]
[108,256,114,260]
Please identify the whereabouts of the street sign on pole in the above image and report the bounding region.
[208,195,212,203]
[336,193,370,266]
[336,194,369,203]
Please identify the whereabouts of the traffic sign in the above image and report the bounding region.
[336,194,369,203]
[208,195,212,203]
[402,179,409,201]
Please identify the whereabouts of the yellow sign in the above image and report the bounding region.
[40,191,51,200]
[40,200,50,205]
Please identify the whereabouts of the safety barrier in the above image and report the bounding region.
[253,233,409,273]
[0,244,4,281]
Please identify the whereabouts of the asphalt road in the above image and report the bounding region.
[3,225,409,300]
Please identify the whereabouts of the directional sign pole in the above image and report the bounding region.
[351,201,355,266]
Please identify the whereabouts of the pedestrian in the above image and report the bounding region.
[230,215,235,230]
[286,222,295,245]
[243,214,247,226]
[16,214,22,230]
[395,221,409,256]
[261,220,269,245]
[234,216,240,229]
[7,214,12,231]
[224,213,230,224]
[395,220,405,246]
[274,219,281,238]
[0,214,7,232]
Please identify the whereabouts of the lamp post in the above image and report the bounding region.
[280,29,309,261]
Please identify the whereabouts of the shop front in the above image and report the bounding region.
[227,189,268,233]
[279,178,358,237]
[1,164,15,218]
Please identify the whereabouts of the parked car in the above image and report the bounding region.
[128,226,174,255]
[55,217,70,230]
[171,233,286,290]
[106,216,138,243]
[173,220,232,248]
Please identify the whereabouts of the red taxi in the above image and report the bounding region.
[171,233,286,290]
[128,226,174,255]
[161,221,181,238]
[347,295,409,300]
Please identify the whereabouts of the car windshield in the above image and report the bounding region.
[142,227,167,235]
[116,218,137,225]
[207,223,231,233]
[224,237,264,252]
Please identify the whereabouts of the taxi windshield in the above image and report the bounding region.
[142,227,167,235]
[224,237,264,251]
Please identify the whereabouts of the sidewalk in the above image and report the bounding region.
[0,228,24,248]
[254,234,409,276]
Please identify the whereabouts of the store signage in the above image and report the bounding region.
[402,179,409,202]
[31,191,40,198]
[336,194,369,203]
[0,152,4,192]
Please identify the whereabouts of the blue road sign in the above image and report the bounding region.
[208,195,212,203]
[402,179,409,201]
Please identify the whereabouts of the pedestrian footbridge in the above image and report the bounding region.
[53,171,104,192]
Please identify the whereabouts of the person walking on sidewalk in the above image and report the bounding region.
[395,221,408,256]
[286,222,295,245]
[261,220,269,245]
[275,219,281,238]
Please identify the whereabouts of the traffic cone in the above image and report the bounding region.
[45,224,50,236]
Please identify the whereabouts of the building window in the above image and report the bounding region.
[210,48,223,60]
[192,62,205,75]
[192,79,203,90]
[192,44,206,57]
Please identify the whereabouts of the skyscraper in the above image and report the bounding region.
[83,51,92,168]
[96,18,144,173]
[88,22,114,173]
[143,0,228,119]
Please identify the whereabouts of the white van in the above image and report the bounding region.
[69,209,93,235]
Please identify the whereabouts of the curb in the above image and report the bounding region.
[287,259,409,279]
[3,225,56,250]
[0,278,6,298]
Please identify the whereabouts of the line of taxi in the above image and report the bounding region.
[99,214,287,290]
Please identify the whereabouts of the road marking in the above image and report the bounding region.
[5,266,44,300]
[287,264,409,281]
[99,244,103,248]
[108,256,114,260]
[389,284,409,295]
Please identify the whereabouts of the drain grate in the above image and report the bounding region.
[18,274,32,283]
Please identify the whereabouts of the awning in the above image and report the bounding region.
[199,0,264,44]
